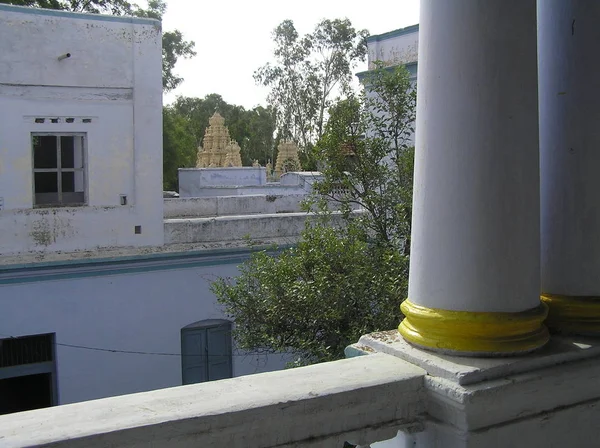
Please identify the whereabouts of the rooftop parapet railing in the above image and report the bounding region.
[0,353,425,448]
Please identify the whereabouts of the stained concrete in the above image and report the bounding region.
[0,354,426,448]
[353,330,600,385]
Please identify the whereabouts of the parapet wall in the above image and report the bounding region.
[164,194,308,218]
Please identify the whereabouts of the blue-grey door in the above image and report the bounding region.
[207,325,233,381]
[181,320,232,385]
[181,328,208,385]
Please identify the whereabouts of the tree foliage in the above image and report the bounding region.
[1,0,196,91]
[212,225,407,365]
[255,19,368,161]
[213,64,417,365]
[309,63,417,254]
[162,106,196,191]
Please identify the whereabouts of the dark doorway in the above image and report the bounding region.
[0,373,53,415]
[0,333,57,415]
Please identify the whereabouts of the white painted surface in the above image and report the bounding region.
[0,260,290,405]
[178,167,267,197]
[0,5,163,255]
[538,1,600,295]
[365,332,600,447]
[176,184,309,197]
[164,212,315,244]
[164,194,308,218]
[178,171,319,198]
[356,330,600,385]
[3,334,600,447]
[279,171,323,186]
[0,353,426,448]
[408,0,540,312]
[367,26,419,68]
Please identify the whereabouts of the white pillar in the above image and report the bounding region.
[539,0,600,334]
[399,0,548,355]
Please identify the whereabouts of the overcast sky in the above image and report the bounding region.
[160,0,420,109]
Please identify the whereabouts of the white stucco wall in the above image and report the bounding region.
[0,5,163,255]
[178,171,319,198]
[179,167,268,197]
[164,194,309,218]
[367,25,419,68]
[0,255,290,405]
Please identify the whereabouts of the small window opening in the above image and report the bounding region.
[50,118,59,124]
[35,118,45,124]
[82,118,92,124]
[134,225,142,234]
[66,118,75,123]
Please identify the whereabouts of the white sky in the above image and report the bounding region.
[161,0,420,109]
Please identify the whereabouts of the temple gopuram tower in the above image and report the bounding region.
[196,112,243,168]
[274,141,302,178]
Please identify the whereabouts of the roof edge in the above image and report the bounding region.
[0,3,160,26]
[367,24,419,43]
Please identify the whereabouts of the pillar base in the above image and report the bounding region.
[398,300,549,356]
[541,295,600,336]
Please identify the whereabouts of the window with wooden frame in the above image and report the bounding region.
[32,133,86,207]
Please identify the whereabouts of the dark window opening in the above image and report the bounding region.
[33,136,58,169]
[32,133,86,207]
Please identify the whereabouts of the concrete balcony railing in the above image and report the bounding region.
[3,334,600,447]
[0,354,426,448]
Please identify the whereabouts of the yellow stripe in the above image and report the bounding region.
[398,300,549,355]
[541,294,600,335]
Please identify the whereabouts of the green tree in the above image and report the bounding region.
[212,64,416,365]
[162,106,196,191]
[1,0,195,91]
[310,63,417,254]
[254,19,368,162]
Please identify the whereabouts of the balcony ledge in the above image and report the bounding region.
[0,353,426,448]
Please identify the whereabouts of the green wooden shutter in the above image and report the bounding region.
[181,328,207,385]
[207,324,232,381]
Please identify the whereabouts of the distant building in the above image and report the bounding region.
[358,24,419,82]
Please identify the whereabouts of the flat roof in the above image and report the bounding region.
[367,24,419,43]
[0,3,159,26]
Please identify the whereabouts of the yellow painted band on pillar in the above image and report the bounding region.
[541,294,600,335]
[398,300,550,355]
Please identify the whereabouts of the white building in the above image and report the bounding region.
[0,4,299,414]
[366,24,419,70]
[0,3,164,255]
